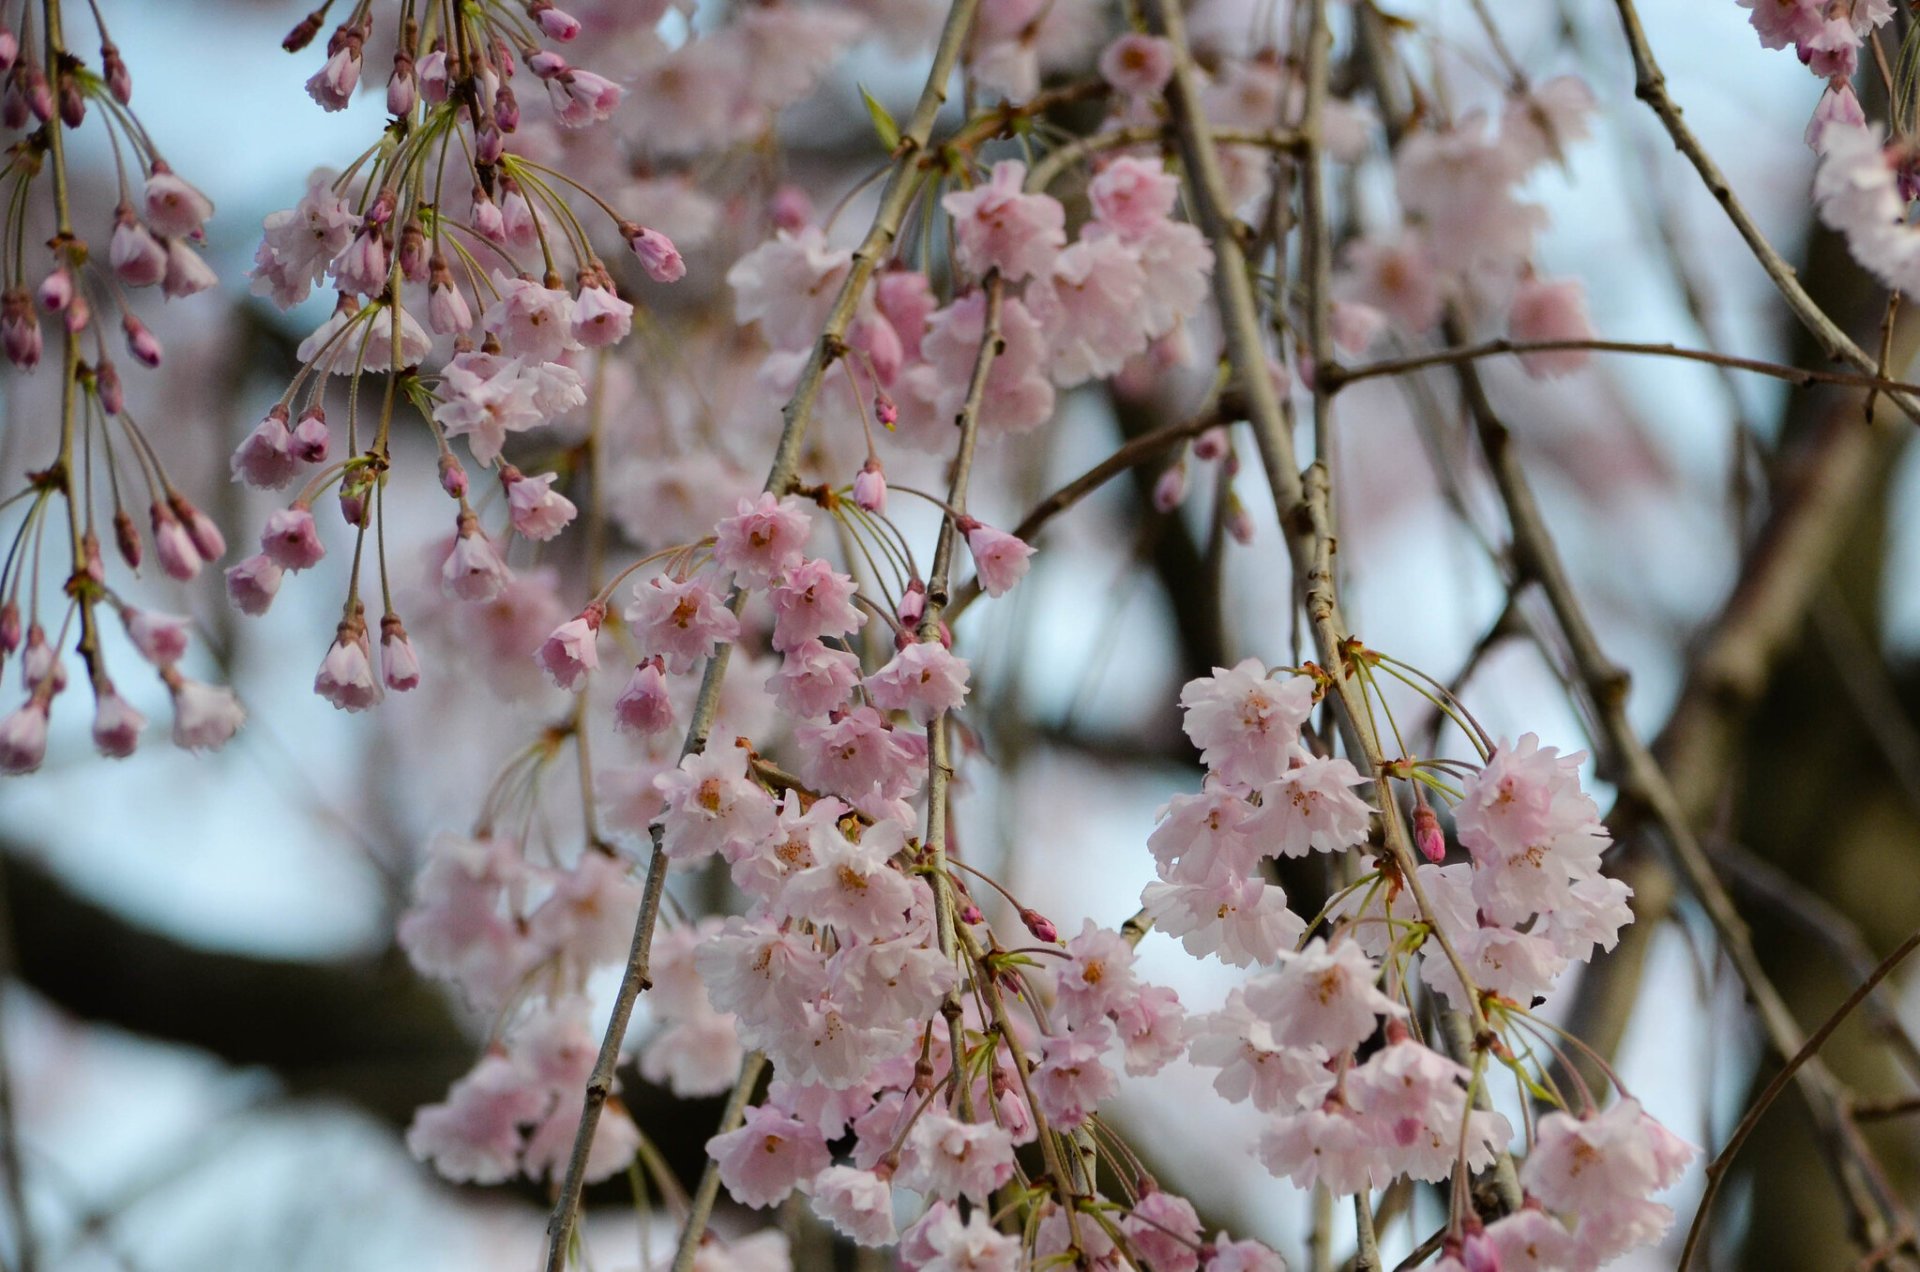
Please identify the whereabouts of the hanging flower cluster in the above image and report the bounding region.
[227,0,684,708]
[0,0,240,772]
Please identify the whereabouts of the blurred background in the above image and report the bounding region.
[2,1,1919,1269]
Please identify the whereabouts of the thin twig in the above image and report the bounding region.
[1678,931,1920,1269]
[1324,337,1920,400]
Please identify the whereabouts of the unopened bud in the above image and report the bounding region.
[1020,907,1059,944]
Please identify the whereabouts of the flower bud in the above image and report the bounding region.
[113,509,142,569]
[1413,801,1446,864]
[380,614,421,691]
[1020,907,1059,944]
[854,458,887,513]
[620,222,685,283]
[123,314,162,368]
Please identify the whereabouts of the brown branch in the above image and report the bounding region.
[1608,0,1920,426]
[944,408,1223,623]
[1324,337,1920,401]
[1678,931,1920,1269]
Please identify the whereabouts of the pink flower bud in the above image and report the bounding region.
[112,509,141,570]
[172,497,226,562]
[527,49,568,79]
[1192,426,1228,462]
[292,406,330,463]
[101,43,132,104]
[418,49,448,103]
[1413,801,1446,864]
[387,57,417,117]
[150,503,201,580]
[58,74,84,127]
[315,617,383,712]
[438,453,468,498]
[96,360,123,414]
[109,208,167,287]
[958,517,1035,598]
[37,266,71,312]
[1224,495,1255,546]
[144,162,214,240]
[853,458,887,513]
[62,293,89,334]
[21,625,65,693]
[475,124,504,165]
[532,2,581,41]
[166,672,245,751]
[123,314,162,367]
[397,221,429,283]
[428,279,473,334]
[1152,461,1188,512]
[613,657,674,735]
[874,392,898,429]
[769,185,812,232]
[0,30,17,72]
[959,902,984,925]
[493,83,520,133]
[2,290,41,369]
[380,614,421,691]
[225,553,284,616]
[0,601,21,655]
[621,222,685,283]
[126,608,191,666]
[338,482,370,528]
[1020,907,1060,944]
[897,578,926,627]
[231,406,298,489]
[442,517,510,601]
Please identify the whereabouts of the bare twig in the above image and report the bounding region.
[1679,931,1920,1269]
[1325,337,1920,399]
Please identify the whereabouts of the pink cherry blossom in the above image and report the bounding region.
[900,1112,1016,1201]
[809,1165,896,1246]
[1246,755,1374,857]
[1030,1028,1118,1129]
[1179,660,1315,788]
[315,621,384,711]
[535,604,605,691]
[714,492,812,585]
[766,638,862,718]
[1245,937,1406,1052]
[960,519,1034,597]
[405,1055,544,1184]
[504,469,579,542]
[626,572,741,673]
[1099,34,1174,99]
[655,743,777,862]
[864,640,969,725]
[708,1103,832,1209]
[1508,276,1594,377]
[767,557,865,652]
[940,159,1065,282]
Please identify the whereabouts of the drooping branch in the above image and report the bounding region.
[540,1,987,1263]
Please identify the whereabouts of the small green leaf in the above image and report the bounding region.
[860,85,900,151]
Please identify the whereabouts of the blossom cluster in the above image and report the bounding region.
[224,0,686,710]
[1164,656,1683,1270]
[0,0,242,772]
